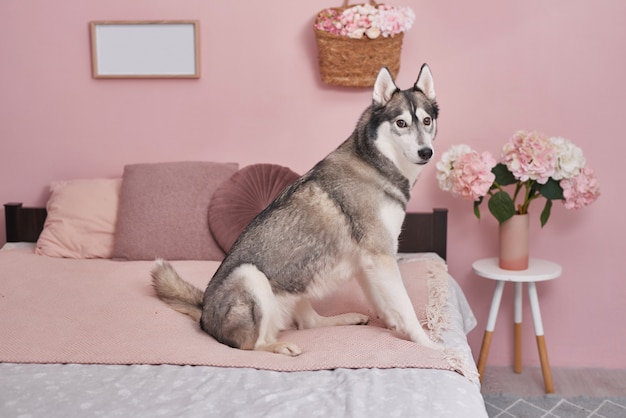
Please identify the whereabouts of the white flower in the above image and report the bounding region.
[365,27,381,39]
[435,144,472,192]
[347,28,366,39]
[354,4,377,16]
[550,136,586,180]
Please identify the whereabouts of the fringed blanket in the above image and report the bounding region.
[0,249,475,382]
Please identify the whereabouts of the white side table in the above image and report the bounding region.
[472,257,561,394]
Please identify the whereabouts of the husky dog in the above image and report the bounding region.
[151,64,440,356]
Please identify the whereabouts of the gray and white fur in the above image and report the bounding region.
[152,64,440,355]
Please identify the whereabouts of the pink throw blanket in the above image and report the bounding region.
[0,249,459,374]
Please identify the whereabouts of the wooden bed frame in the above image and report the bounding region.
[4,203,447,260]
[4,203,48,244]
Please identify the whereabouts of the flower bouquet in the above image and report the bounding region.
[436,131,600,227]
[313,1,415,87]
[315,2,415,39]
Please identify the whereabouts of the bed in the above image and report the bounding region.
[0,161,488,417]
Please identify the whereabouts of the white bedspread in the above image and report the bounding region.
[0,364,485,417]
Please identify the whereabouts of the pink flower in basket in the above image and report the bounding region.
[436,131,600,226]
[315,3,415,39]
[376,4,415,37]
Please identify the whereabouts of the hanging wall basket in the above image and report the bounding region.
[313,1,406,88]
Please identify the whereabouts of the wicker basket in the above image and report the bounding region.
[314,1,404,88]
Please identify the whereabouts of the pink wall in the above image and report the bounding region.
[2,1,625,368]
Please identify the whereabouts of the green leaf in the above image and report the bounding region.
[492,163,517,186]
[488,191,516,224]
[538,178,564,200]
[474,200,482,219]
[540,198,553,227]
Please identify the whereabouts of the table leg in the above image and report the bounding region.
[514,282,523,373]
[477,280,505,381]
[527,282,554,393]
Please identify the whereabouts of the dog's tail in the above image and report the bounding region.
[150,259,203,322]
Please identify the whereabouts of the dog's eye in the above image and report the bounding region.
[395,119,407,128]
[423,117,431,126]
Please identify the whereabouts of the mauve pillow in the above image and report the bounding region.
[112,161,238,261]
[208,163,299,253]
[36,178,122,259]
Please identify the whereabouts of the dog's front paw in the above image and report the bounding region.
[343,312,370,326]
[256,341,302,356]
[419,337,443,351]
[406,329,443,351]
[273,342,303,356]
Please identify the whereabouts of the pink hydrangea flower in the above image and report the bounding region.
[502,131,557,184]
[450,151,497,201]
[561,167,600,209]
[436,145,496,201]
[436,144,472,193]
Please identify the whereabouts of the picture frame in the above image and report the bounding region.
[90,20,200,79]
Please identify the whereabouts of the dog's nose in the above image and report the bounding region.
[418,148,433,161]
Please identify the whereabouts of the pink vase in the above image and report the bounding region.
[498,214,529,270]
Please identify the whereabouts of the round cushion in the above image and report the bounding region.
[208,163,300,253]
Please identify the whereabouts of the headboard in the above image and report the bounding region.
[4,203,47,243]
[398,209,447,260]
[4,203,447,260]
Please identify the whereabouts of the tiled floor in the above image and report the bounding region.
[484,394,626,418]
[481,366,626,418]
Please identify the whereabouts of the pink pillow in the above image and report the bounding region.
[112,161,238,261]
[36,178,122,259]
[208,163,299,253]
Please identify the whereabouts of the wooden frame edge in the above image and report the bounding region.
[89,20,200,79]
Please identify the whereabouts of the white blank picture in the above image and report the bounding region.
[92,22,199,78]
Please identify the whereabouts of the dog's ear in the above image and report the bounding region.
[373,67,398,106]
[414,64,436,101]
